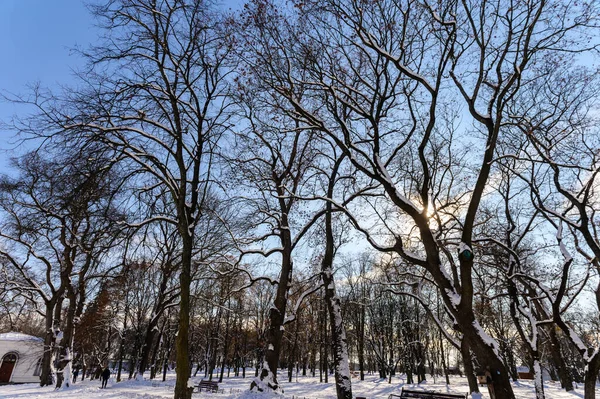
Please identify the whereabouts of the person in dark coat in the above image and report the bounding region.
[73,367,79,383]
[101,366,111,389]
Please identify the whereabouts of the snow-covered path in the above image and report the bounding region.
[0,372,596,398]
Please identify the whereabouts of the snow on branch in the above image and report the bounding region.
[283,277,323,325]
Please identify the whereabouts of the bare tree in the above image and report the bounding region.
[228,92,320,390]
[239,0,599,397]
[0,149,124,388]
[508,61,600,398]
[317,148,353,399]
[5,1,236,397]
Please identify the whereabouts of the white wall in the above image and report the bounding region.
[0,338,43,384]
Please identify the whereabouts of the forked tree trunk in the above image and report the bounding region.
[251,255,291,391]
[150,324,165,380]
[453,250,515,399]
[321,159,353,399]
[139,271,170,380]
[55,288,77,389]
[137,318,159,380]
[462,331,514,399]
[250,220,293,392]
[547,326,573,391]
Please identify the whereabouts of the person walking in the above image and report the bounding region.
[101,366,111,389]
[73,367,79,383]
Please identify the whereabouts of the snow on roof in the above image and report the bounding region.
[0,332,43,342]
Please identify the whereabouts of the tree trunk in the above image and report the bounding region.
[219,301,231,383]
[288,317,299,383]
[504,340,519,382]
[319,308,324,383]
[40,300,56,387]
[250,227,293,392]
[116,301,129,382]
[406,351,413,385]
[162,332,174,382]
[322,200,353,399]
[467,339,513,399]
[128,340,140,380]
[417,344,426,384]
[453,264,514,399]
[117,348,125,382]
[310,343,316,377]
[321,301,328,383]
[150,324,165,380]
[358,307,365,381]
[460,340,479,394]
[55,286,77,389]
[173,233,193,399]
[80,352,86,382]
[137,318,159,380]
[330,317,352,375]
[584,352,600,399]
[49,294,65,384]
[440,333,450,385]
[547,326,574,391]
[242,318,248,379]
[208,315,220,381]
[532,358,545,399]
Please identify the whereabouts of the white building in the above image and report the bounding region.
[0,332,44,384]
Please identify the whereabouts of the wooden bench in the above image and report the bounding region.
[395,388,468,399]
[197,380,221,393]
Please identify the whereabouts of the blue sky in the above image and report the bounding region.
[0,0,242,175]
[0,0,99,174]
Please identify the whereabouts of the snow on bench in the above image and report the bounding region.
[394,388,468,399]
[197,380,222,393]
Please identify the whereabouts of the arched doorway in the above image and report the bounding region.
[0,353,18,383]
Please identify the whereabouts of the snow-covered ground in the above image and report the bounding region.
[0,372,597,399]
